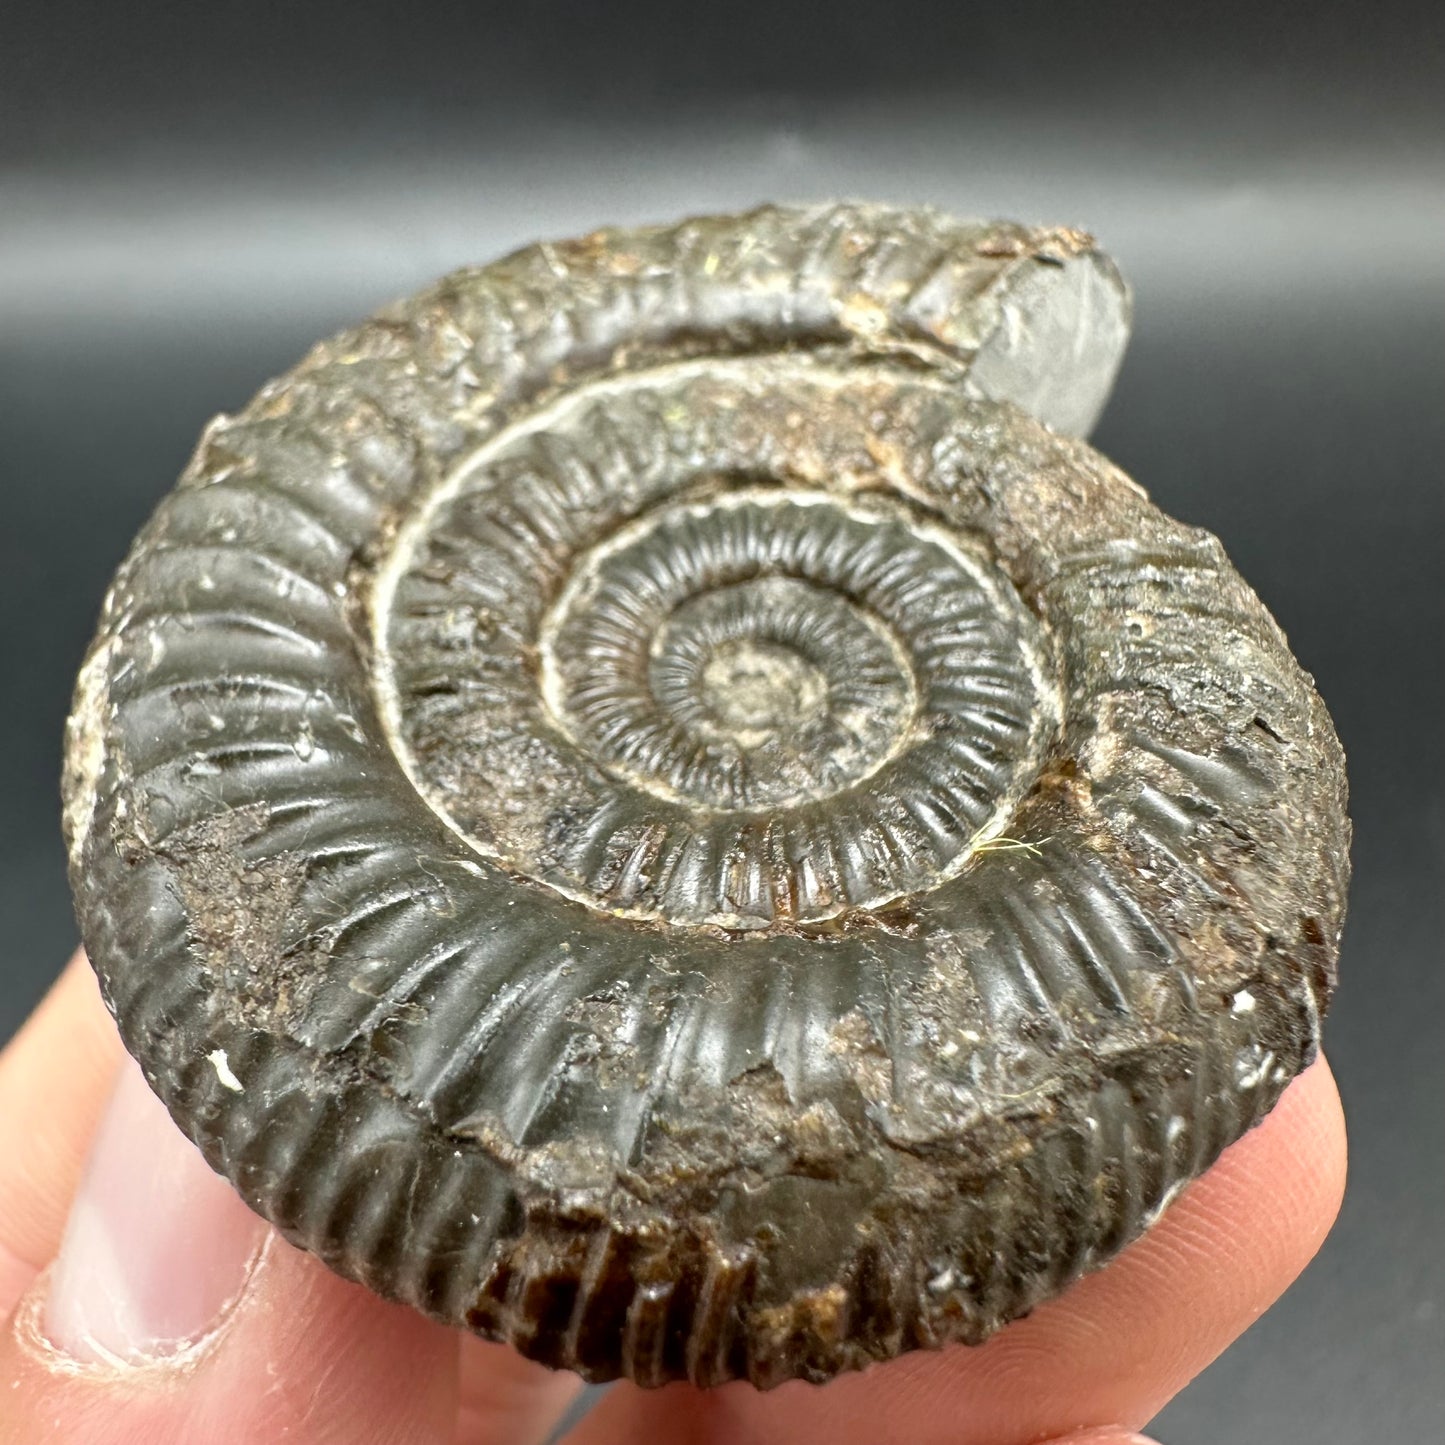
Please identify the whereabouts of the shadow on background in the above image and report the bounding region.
[2,3,1442,1439]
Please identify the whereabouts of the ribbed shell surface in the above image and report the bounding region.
[63,203,1349,1388]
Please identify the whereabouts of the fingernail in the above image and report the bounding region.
[43,1059,267,1365]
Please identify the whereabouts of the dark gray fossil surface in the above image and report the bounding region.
[62,202,1349,1388]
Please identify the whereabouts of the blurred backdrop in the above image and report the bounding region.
[2,3,1441,1439]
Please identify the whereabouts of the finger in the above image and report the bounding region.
[456,1334,585,1445]
[0,1059,459,1445]
[570,1057,1345,1445]
[1042,1433,1158,1445]
[0,952,125,1309]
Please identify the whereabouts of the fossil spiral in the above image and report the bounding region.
[63,203,1349,1388]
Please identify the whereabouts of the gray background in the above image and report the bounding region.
[2,3,1441,1439]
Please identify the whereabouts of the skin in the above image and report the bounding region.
[0,953,1346,1444]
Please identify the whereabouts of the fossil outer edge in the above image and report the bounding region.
[62,202,1349,1389]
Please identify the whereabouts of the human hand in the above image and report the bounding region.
[0,952,1345,1444]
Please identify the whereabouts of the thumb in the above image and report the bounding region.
[0,1059,458,1445]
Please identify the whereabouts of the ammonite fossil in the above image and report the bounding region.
[62,202,1350,1388]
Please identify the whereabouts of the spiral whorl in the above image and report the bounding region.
[380,374,1060,929]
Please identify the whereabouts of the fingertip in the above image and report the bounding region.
[1046,1432,1161,1445]
[3,1235,461,1445]
[40,1060,268,1366]
[1142,1055,1346,1320]
[456,1334,587,1445]
[0,951,125,1311]
[976,1055,1348,1430]
[0,1052,460,1444]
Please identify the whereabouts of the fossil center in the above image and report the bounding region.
[696,638,826,738]
[377,368,1059,928]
